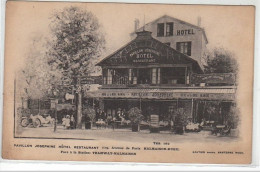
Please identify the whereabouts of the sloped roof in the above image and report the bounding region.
[97,31,203,73]
[131,15,208,44]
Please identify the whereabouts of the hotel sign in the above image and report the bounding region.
[87,90,235,101]
[128,48,160,63]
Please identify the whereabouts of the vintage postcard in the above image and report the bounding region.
[2,1,255,164]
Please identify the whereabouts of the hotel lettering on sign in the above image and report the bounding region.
[128,48,160,63]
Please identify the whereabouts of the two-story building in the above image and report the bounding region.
[131,15,208,69]
[86,26,236,125]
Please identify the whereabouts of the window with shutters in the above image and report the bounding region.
[166,22,173,36]
[128,68,138,84]
[152,68,157,84]
[157,68,161,84]
[103,69,113,84]
[107,69,113,84]
[103,69,107,84]
[151,68,161,84]
[176,42,192,56]
[157,23,164,37]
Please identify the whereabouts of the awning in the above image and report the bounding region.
[85,87,236,101]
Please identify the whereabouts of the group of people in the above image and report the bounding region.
[95,108,130,127]
[62,114,76,129]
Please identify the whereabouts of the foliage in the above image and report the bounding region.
[226,104,240,129]
[47,6,105,78]
[174,108,189,127]
[18,36,63,99]
[205,102,219,121]
[128,107,144,124]
[83,106,96,122]
[204,48,238,74]
[46,6,105,128]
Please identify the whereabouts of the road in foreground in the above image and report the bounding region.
[15,125,239,143]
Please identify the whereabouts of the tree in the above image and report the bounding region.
[18,35,63,100]
[83,106,96,129]
[47,6,105,129]
[204,48,238,74]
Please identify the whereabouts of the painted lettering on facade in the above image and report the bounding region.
[176,29,195,36]
[96,91,235,100]
[128,48,160,63]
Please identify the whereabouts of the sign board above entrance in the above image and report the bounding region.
[86,89,236,101]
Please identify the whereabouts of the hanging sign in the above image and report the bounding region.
[65,93,75,100]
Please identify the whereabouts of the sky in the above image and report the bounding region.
[5,1,255,72]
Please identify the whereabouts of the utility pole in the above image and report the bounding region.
[54,99,57,132]
[76,76,83,129]
[52,88,58,132]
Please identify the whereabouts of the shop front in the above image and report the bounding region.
[86,86,236,126]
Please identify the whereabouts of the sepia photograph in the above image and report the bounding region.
[2,1,255,164]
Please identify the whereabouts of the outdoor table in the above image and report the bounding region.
[212,125,226,135]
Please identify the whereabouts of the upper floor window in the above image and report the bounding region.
[176,42,192,56]
[103,69,113,85]
[157,23,164,37]
[166,22,173,36]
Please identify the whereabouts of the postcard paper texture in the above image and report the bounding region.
[2,1,255,164]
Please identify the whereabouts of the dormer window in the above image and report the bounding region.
[157,23,164,37]
[166,22,173,36]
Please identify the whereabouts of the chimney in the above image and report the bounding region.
[134,19,140,31]
[197,16,201,27]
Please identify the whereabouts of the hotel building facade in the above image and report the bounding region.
[86,15,236,125]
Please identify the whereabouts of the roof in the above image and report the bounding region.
[131,15,208,44]
[97,31,203,73]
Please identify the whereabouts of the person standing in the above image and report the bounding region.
[65,115,70,129]
[62,115,66,129]
[70,115,75,129]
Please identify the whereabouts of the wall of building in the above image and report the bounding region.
[131,16,207,68]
